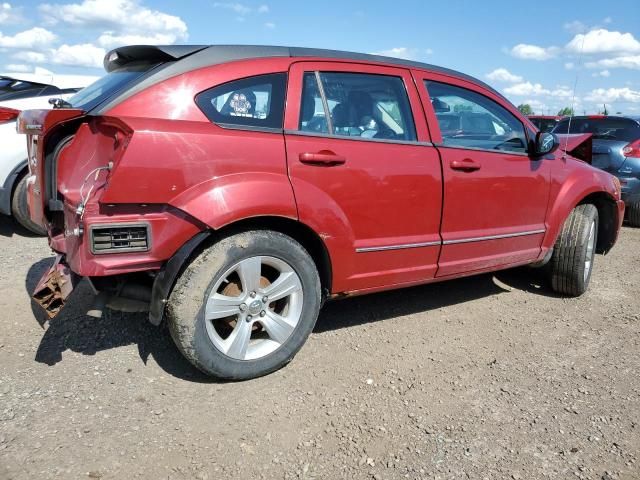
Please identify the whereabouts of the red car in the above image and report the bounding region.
[19,45,624,379]
[528,115,562,133]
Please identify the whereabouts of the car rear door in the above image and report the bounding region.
[284,62,443,292]
[414,71,551,277]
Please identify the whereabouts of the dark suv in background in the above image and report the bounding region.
[553,116,640,226]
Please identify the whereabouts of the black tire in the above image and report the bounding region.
[167,230,321,380]
[11,173,46,236]
[549,204,598,296]
[627,201,640,227]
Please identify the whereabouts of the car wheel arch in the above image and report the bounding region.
[545,188,620,255]
[149,215,334,326]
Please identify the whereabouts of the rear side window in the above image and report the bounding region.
[299,71,417,142]
[426,81,528,153]
[196,73,287,130]
[552,118,640,142]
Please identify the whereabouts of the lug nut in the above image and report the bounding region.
[250,291,256,298]
[239,303,247,312]
[260,310,266,317]
[246,315,252,322]
[262,296,268,303]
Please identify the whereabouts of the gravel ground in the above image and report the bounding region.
[0,215,639,480]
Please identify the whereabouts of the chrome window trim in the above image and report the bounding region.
[433,143,530,157]
[284,129,433,147]
[442,229,546,245]
[356,240,441,253]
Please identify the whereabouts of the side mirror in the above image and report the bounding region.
[533,131,559,157]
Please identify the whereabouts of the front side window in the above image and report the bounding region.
[426,81,528,153]
[299,71,417,141]
[196,72,287,130]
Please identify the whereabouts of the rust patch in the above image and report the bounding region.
[32,255,77,319]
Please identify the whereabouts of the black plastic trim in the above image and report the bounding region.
[148,231,211,325]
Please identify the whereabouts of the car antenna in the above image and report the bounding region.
[563,27,587,159]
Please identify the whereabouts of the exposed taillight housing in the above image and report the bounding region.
[0,107,20,125]
[623,140,640,158]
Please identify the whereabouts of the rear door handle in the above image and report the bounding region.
[299,151,346,166]
[450,158,481,172]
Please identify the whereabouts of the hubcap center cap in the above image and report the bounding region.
[248,299,263,316]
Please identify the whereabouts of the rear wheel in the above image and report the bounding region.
[167,230,321,380]
[11,173,46,236]
[549,204,598,296]
[627,201,640,227]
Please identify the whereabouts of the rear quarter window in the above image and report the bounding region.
[195,73,287,131]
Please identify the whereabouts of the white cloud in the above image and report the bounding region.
[39,0,187,45]
[0,2,20,24]
[213,2,269,16]
[564,62,575,70]
[51,43,105,68]
[4,63,29,72]
[98,32,179,48]
[592,70,611,78]
[371,47,418,60]
[563,20,587,34]
[11,42,104,68]
[585,87,640,103]
[510,43,557,60]
[586,55,640,70]
[566,29,640,54]
[485,68,522,83]
[504,81,550,96]
[11,50,46,63]
[264,22,275,29]
[0,27,57,49]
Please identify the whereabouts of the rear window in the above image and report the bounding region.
[69,62,157,111]
[530,118,558,133]
[552,117,640,142]
[195,73,287,131]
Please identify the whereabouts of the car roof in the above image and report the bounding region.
[97,44,509,114]
[558,115,640,124]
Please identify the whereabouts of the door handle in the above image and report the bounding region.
[450,158,481,172]
[299,151,346,166]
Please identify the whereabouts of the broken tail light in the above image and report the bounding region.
[622,140,640,158]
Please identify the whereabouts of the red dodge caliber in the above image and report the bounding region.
[18,45,624,379]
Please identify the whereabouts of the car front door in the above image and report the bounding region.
[414,72,551,277]
[284,62,443,292]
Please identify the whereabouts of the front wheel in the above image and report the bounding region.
[167,230,321,380]
[549,204,598,296]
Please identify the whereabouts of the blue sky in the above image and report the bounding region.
[1,0,639,114]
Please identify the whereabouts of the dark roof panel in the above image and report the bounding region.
[97,44,507,113]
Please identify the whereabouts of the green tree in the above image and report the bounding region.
[557,107,574,116]
[517,104,533,115]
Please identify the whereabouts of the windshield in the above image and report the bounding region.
[552,117,640,142]
[69,62,157,111]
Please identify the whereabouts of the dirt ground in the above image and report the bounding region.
[0,215,639,480]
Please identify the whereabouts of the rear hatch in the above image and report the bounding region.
[553,117,640,173]
[17,62,160,229]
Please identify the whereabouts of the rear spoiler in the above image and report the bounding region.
[104,45,208,72]
[555,133,593,164]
